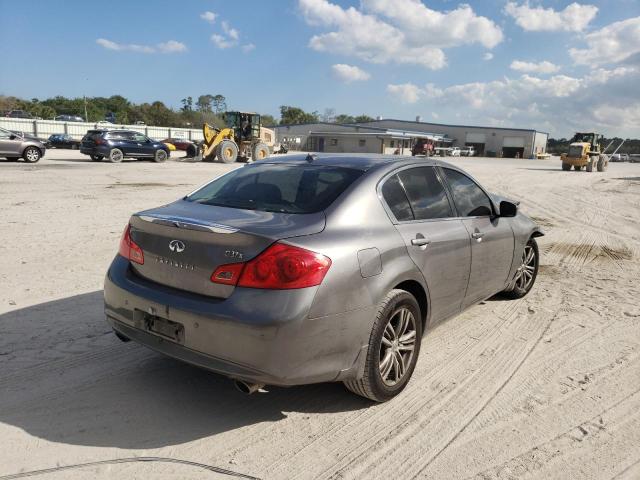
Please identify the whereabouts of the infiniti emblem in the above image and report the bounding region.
[169,240,186,253]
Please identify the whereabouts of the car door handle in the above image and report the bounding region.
[411,238,431,247]
[471,232,485,239]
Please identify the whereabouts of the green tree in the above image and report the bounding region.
[354,114,374,123]
[180,96,193,112]
[334,114,355,124]
[279,106,319,125]
[260,114,277,126]
[212,94,227,114]
[196,94,214,113]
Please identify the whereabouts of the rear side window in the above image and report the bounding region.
[381,175,413,221]
[187,164,363,214]
[442,168,493,217]
[397,167,454,220]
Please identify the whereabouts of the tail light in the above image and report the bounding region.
[95,137,105,145]
[211,242,331,289]
[118,224,144,264]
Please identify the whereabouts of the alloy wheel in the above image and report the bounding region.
[379,307,417,386]
[514,244,536,291]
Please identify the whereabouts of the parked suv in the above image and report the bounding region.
[80,130,170,163]
[5,110,33,119]
[0,126,46,162]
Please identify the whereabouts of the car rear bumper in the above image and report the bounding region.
[104,255,370,386]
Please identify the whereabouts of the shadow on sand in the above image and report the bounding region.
[0,292,369,450]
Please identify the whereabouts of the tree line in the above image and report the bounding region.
[0,95,375,129]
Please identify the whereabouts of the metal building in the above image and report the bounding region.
[273,119,548,158]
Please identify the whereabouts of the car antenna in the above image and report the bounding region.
[306,153,316,163]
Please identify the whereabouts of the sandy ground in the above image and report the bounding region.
[1,149,639,480]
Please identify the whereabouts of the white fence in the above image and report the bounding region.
[0,117,205,141]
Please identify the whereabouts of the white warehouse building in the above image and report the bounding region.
[273,118,548,158]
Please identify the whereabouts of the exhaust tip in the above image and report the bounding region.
[234,380,265,395]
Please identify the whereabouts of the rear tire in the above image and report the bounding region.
[216,140,238,163]
[154,149,168,163]
[90,154,104,162]
[186,143,198,158]
[23,146,41,163]
[573,165,582,171]
[586,160,593,172]
[561,162,571,171]
[502,238,539,299]
[252,142,270,162]
[344,289,422,402]
[108,148,123,163]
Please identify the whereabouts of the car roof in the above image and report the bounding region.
[259,153,454,172]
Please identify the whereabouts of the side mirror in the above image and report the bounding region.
[499,200,518,217]
[9,134,17,140]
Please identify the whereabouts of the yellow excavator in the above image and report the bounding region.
[198,111,273,163]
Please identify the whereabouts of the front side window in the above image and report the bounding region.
[442,168,493,217]
[397,167,454,220]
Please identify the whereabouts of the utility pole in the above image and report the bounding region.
[84,95,88,122]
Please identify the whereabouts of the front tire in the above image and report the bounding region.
[502,238,539,299]
[562,162,571,171]
[154,149,168,163]
[23,147,41,163]
[344,289,422,402]
[597,154,607,172]
[216,139,238,163]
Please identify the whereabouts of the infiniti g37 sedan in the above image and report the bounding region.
[104,154,542,401]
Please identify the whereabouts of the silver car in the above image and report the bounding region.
[0,127,46,163]
[104,154,543,401]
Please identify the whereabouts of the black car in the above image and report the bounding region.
[46,134,81,149]
[80,129,170,163]
[6,110,33,119]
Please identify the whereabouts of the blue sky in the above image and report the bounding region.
[1,0,639,137]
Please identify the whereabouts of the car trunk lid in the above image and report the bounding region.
[127,200,326,298]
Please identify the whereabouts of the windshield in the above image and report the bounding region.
[568,145,584,157]
[186,163,363,214]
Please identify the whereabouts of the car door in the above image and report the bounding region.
[380,166,471,323]
[440,167,514,307]
[131,132,154,157]
[0,128,15,156]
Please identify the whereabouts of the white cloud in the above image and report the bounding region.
[331,64,371,83]
[504,2,598,32]
[570,16,640,67]
[483,52,494,61]
[386,66,640,137]
[242,43,256,53]
[510,60,560,74]
[200,11,217,24]
[157,40,188,53]
[222,21,240,40]
[96,38,186,54]
[387,83,424,104]
[298,0,502,70]
[211,34,236,49]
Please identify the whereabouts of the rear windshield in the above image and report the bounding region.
[186,163,363,214]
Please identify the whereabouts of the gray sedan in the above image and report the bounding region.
[104,154,542,401]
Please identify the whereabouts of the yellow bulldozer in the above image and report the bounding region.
[561,132,608,172]
[198,111,273,163]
